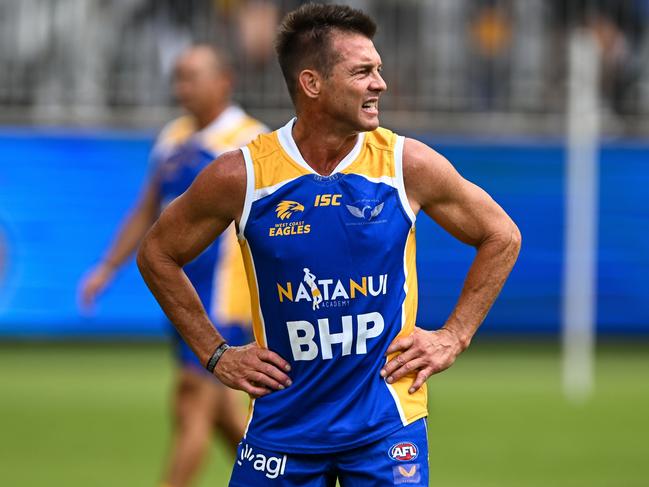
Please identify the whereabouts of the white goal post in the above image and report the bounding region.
[562,28,601,403]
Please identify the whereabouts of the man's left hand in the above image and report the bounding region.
[380,327,465,394]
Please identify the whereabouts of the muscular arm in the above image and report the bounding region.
[381,138,521,391]
[137,150,291,396]
[78,178,160,310]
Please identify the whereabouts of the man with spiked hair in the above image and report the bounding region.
[138,4,520,485]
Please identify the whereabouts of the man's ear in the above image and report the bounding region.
[297,69,321,99]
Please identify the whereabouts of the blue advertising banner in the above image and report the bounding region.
[0,129,647,337]
[0,129,161,337]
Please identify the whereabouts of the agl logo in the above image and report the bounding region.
[389,442,419,462]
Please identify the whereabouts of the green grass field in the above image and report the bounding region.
[1,341,647,487]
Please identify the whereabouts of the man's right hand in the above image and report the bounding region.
[214,344,292,398]
[78,263,116,314]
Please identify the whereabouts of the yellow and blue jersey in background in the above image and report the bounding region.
[150,105,267,357]
[238,119,427,453]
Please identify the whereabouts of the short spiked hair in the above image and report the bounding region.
[275,3,377,103]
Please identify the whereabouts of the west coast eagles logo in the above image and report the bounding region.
[270,200,310,237]
[275,200,305,220]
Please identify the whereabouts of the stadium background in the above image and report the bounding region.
[0,1,647,486]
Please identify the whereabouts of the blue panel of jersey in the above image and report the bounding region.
[244,172,412,453]
[155,140,221,301]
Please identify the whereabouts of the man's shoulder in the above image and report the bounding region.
[173,148,247,225]
[201,149,247,188]
[157,115,195,146]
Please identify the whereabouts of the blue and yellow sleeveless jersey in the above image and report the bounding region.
[150,105,267,325]
[238,118,427,454]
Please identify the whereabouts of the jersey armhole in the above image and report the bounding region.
[238,146,255,239]
[394,136,416,226]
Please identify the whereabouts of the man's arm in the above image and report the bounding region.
[78,179,160,312]
[381,138,521,393]
[137,150,291,397]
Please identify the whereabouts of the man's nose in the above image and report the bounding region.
[370,71,387,92]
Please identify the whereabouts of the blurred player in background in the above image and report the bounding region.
[78,44,267,487]
[137,4,520,486]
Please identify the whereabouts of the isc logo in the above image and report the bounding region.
[389,442,419,462]
[314,194,341,207]
[286,312,384,361]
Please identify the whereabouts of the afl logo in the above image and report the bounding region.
[389,442,419,462]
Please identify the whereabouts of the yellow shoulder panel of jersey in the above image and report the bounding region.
[159,115,196,146]
[248,132,311,190]
[342,127,397,180]
[222,116,267,147]
[366,126,397,151]
[213,224,253,325]
[203,116,266,154]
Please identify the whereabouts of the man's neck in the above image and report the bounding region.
[193,102,229,130]
[292,115,359,176]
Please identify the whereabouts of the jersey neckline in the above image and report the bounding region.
[202,105,246,135]
[277,118,366,178]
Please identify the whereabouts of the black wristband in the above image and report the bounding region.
[206,342,230,373]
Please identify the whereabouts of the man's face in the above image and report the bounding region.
[173,48,230,116]
[319,31,387,132]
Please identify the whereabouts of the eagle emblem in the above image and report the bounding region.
[345,202,384,220]
[275,200,305,220]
